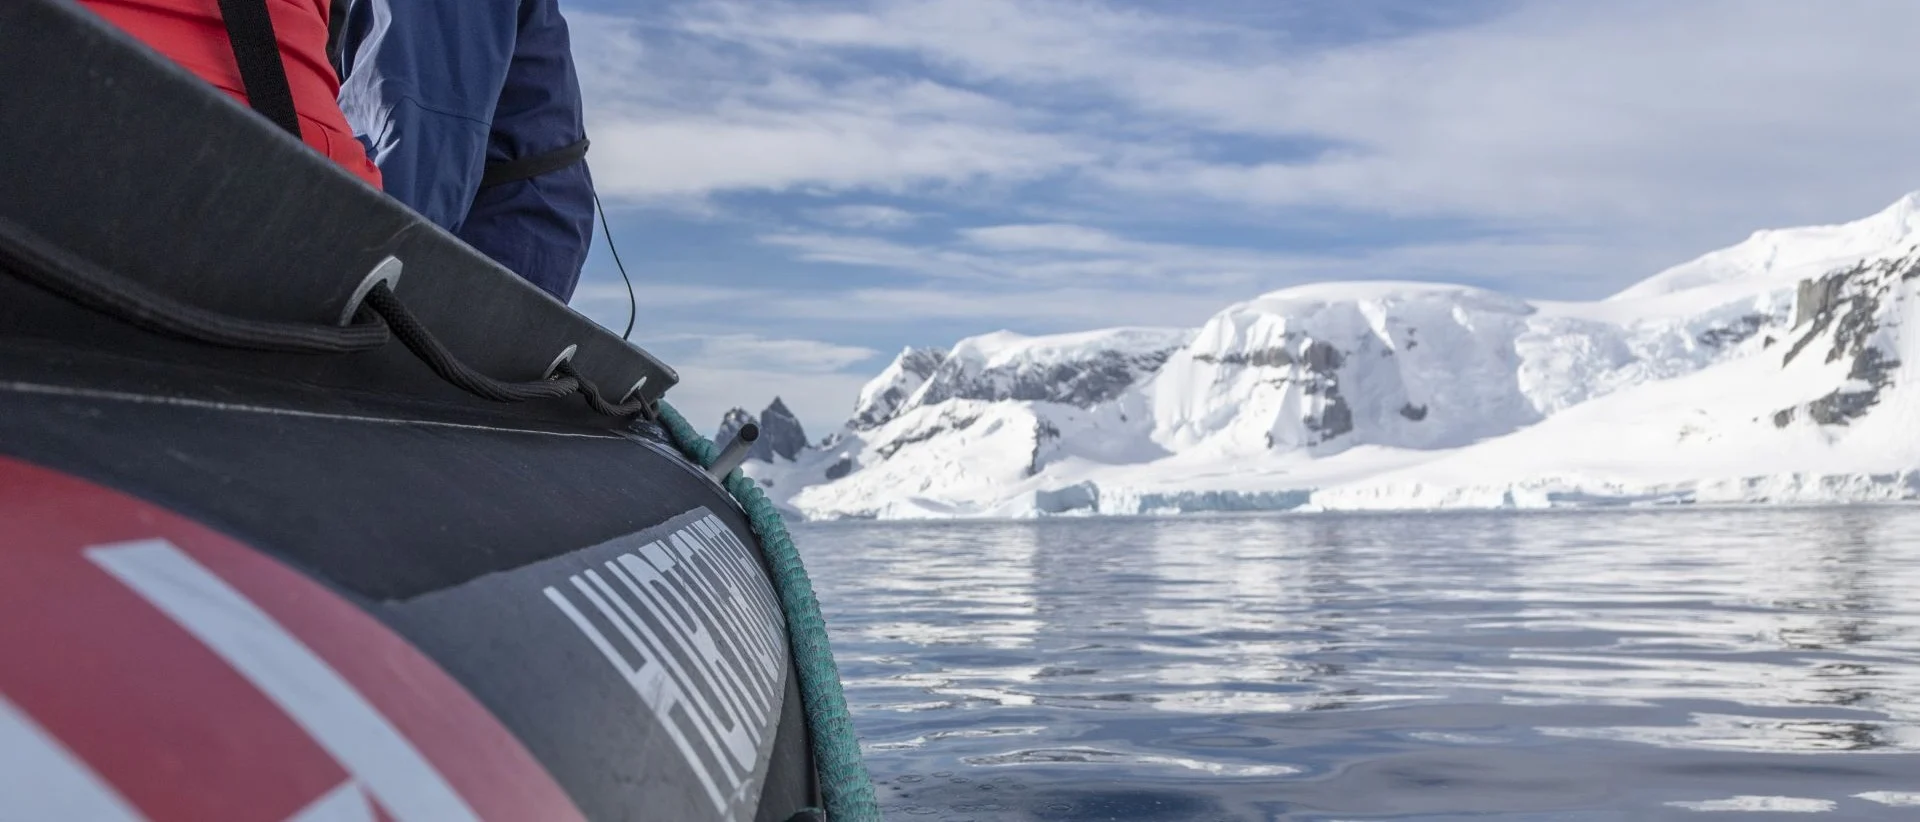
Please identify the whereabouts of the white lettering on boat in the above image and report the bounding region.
[543,513,789,815]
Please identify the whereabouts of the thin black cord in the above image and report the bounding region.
[591,189,637,340]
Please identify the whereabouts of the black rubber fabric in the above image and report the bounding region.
[0,214,390,353]
[216,0,303,139]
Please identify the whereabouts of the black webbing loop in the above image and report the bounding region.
[361,283,583,403]
[0,215,653,420]
[366,285,654,418]
[558,360,653,418]
[479,139,590,188]
[216,0,303,140]
[0,215,389,353]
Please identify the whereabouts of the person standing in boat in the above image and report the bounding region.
[72,0,383,189]
[331,0,596,304]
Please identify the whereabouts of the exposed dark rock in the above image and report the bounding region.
[1697,313,1767,347]
[1195,336,1343,371]
[1193,343,1297,367]
[824,457,853,480]
[1773,254,1916,427]
[1303,340,1345,371]
[1795,275,1846,328]
[1400,403,1429,421]
[714,398,809,462]
[1200,334,1357,446]
[875,413,981,460]
[1310,388,1354,441]
[917,345,1179,409]
[757,397,808,461]
[1773,408,1796,428]
[1807,388,1877,425]
[1806,348,1898,427]
[1028,419,1062,477]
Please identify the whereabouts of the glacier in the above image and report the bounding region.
[721,194,1920,520]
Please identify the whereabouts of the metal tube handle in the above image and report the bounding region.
[708,423,758,480]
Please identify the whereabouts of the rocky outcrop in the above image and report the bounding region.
[911,329,1188,410]
[713,397,811,462]
[873,412,979,460]
[1774,251,1917,427]
[758,397,808,460]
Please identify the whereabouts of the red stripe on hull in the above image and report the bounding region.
[0,456,587,821]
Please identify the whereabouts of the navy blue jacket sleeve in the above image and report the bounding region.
[337,0,595,303]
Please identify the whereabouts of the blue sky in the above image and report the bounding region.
[559,0,1920,436]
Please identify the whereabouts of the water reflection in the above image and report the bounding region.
[795,507,1920,819]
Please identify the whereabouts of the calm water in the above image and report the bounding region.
[791,508,1920,821]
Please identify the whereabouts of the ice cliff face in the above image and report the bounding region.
[732,194,1920,519]
[1146,283,1540,455]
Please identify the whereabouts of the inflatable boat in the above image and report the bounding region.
[0,3,871,820]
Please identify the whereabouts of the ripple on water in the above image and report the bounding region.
[797,508,1920,819]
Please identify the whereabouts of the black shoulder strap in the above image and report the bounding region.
[479,138,590,188]
[326,0,350,81]
[215,0,303,139]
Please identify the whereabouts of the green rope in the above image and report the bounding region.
[654,401,880,822]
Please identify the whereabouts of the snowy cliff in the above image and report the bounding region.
[728,194,1920,519]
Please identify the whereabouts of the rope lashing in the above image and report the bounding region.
[654,402,881,822]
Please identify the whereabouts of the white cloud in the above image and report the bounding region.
[621,0,1920,257]
[585,111,1085,200]
[651,333,880,373]
[760,221,1662,297]
[770,286,1238,329]
[570,12,1094,201]
[806,204,924,230]
[764,227,1277,286]
[1077,0,1920,233]
[960,223,1126,253]
[572,282,748,309]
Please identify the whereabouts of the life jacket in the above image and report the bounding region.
[77,0,382,188]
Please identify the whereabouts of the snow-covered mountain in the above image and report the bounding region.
[725,194,1920,519]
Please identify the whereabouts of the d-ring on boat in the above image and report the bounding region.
[0,2,874,820]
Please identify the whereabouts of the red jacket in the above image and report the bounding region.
[78,0,382,188]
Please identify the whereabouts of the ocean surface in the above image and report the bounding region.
[790,508,1920,821]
